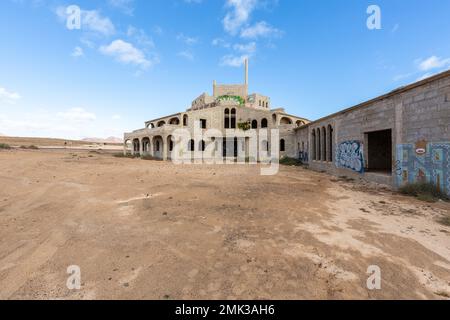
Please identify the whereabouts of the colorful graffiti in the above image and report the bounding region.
[396,141,450,196]
[335,141,364,173]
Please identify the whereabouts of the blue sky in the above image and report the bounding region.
[1,0,449,139]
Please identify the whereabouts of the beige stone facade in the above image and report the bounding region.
[124,60,309,160]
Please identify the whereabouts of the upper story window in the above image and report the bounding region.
[230,108,236,129]
[200,119,207,129]
[224,109,230,129]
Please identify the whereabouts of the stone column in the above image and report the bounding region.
[139,138,143,156]
[162,136,168,161]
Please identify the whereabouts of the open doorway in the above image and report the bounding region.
[365,129,392,174]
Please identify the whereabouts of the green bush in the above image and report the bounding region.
[20,145,39,150]
[140,155,161,161]
[113,153,138,158]
[437,215,450,227]
[399,182,449,202]
[0,143,11,149]
[279,156,303,166]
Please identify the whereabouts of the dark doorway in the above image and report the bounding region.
[366,129,392,174]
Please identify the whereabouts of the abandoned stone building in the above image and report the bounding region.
[124,62,449,195]
[295,69,450,196]
[124,59,309,161]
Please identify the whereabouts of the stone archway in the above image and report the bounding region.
[152,136,164,159]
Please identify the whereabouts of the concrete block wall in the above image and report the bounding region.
[296,71,450,194]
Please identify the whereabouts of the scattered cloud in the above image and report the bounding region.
[233,42,256,54]
[177,33,199,46]
[222,0,258,35]
[417,55,450,71]
[240,21,283,39]
[212,38,231,48]
[0,87,21,104]
[71,46,84,58]
[56,6,115,36]
[127,26,155,48]
[152,26,163,36]
[108,0,134,16]
[177,50,195,61]
[220,54,249,67]
[100,39,158,70]
[394,55,450,82]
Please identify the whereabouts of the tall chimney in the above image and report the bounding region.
[244,58,248,85]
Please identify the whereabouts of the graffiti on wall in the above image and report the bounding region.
[299,151,309,164]
[335,141,364,173]
[396,140,450,196]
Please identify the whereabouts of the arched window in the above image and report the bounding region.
[317,128,321,161]
[322,127,327,162]
[327,125,334,162]
[280,139,285,152]
[280,117,293,125]
[199,140,206,152]
[183,115,188,126]
[261,118,268,128]
[312,131,316,160]
[272,114,277,125]
[224,108,230,129]
[156,140,160,152]
[188,139,195,152]
[169,117,180,125]
[251,120,258,129]
[230,108,236,129]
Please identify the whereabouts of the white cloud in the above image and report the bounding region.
[0,87,21,104]
[233,42,256,54]
[57,108,96,122]
[127,26,155,48]
[417,56,450,71]
[112,114,121,120]
[71,46,84,57]
[212,38,231,48]
[100,39,157,70]
[56,6,115,36]
[177,50,195,61]
[220,54,249,67]
[108,0,134,15]
[177,33,199,46]
[223,0,258,35]
[240,21,283,39]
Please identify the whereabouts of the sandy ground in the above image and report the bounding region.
[0,149,449,300]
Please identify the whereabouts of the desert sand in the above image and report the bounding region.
[0,148,449,300]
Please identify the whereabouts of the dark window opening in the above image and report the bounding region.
[200,119,207,129]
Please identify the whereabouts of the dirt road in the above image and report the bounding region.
[0,149,449,299]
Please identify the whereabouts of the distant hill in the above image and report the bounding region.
[82,137,122,144]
